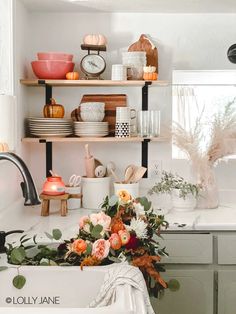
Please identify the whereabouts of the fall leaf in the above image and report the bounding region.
[80,256,101,270]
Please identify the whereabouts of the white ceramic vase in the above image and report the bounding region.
[172,189,196,212]
[195,167,219,209]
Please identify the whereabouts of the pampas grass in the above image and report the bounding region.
[172,99,236,188]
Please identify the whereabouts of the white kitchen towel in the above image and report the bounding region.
[89,264,155,314]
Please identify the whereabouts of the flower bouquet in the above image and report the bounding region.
[5,191,179,296]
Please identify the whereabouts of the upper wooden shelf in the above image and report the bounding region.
[20,79,169,87]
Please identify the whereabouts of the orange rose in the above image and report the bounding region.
[118,229,130,245]
[111,218,125,234]
[117,189,131,203]
[109,233,122,250]
[72,239,87,255]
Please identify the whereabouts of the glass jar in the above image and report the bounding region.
[43,176,65,196]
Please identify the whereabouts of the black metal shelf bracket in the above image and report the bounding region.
[142,139,150,178]
[142,81,152,111]
[39,140,52,178]
[38,80,53,177]
[141,81,152,177]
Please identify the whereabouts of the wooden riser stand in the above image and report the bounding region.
[40,193,82,216]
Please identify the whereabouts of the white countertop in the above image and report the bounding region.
[1,199,236,247]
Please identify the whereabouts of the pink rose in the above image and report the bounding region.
[90,212,111,231]
[92,239,110,260]
[79,216,90,233]
[109,233,122,250]
[118,230,130,245]
[79,216,90,228]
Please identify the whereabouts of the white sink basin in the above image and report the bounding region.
[0,265,143,314]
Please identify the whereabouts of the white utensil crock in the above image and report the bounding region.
[114,182,139,199]
[82,177,110,209]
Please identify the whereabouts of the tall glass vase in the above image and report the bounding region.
[196,167,219,209]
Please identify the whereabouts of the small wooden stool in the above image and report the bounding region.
[40,193,70,217]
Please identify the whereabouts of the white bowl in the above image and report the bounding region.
[80,102,105,112]
[80,111,105,122]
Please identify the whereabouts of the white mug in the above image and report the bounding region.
[65,186,81,210]
[111,64,127,81]
[116,107,136,123]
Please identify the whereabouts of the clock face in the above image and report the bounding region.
[80,54,106,76]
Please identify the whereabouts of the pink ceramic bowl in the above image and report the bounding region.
[37,52,73,61]
[31,60,75,79]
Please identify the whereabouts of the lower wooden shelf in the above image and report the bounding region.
[22,136,168,143]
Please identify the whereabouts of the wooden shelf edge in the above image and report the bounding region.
[20,79,169,87]
[22,136,168,143]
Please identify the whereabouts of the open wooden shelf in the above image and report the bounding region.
[20,79,169,87]
[22,136,168,143]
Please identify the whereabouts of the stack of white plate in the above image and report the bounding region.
[28,118,73,137]
[74,122,109,137]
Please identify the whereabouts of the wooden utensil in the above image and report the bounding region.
[128,34,158,72]
[130,166,147,183]
[124,166,134,183]
[84,144,95,178]
[79,94,127,134]
[110,168,121,183]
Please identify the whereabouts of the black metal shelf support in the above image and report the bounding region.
[141,81,152,177]
[39,80,53,177]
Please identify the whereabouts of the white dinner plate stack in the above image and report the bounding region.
[74,122,109,137]
[28,118,73,137]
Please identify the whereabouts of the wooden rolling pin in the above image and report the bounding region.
[84,144,95,178]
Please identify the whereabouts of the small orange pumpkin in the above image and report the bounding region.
[143,72,158,81]
[66,72,79,80]
[43,98,65,118]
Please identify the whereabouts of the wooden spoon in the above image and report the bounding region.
[124,166,134,183]
[130,166,147,183]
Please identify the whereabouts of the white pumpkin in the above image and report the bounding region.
[83,34,107,46]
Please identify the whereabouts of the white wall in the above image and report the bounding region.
[15,11,236,202]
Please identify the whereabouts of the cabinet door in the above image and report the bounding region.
[218,270,236,314]
[151,270,214,314]
[159,234,213,264]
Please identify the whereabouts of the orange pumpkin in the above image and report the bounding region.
[143,72,158,81]
[66,72,79,80]
[83,34,107,46]
[43,98,65,118]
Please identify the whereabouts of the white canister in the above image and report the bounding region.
[82,177,110,209]
[114,182,139,199]
[65,186,81,210]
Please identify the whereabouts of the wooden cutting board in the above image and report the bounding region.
[128,34,158,72]
[71,94,127,134]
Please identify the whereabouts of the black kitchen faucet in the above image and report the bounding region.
[0,230,24,253]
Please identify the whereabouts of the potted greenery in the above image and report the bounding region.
[149,171,201,212]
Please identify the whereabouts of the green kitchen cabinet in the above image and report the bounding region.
[151,269,214,314]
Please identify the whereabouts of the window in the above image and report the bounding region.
[172,71,236,159]
[0,0,13,94]
[0,0,15,150]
